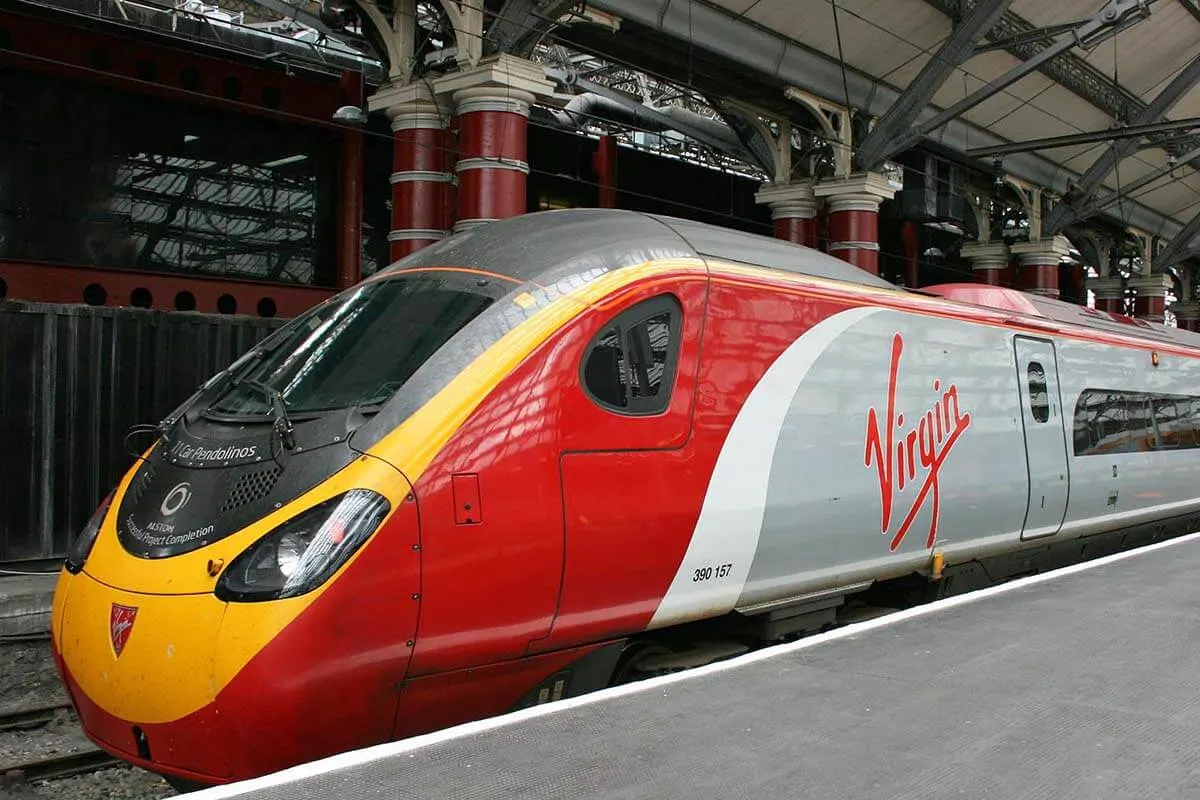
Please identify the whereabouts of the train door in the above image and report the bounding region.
[1013,336,1070,540]
[528,279,709,655]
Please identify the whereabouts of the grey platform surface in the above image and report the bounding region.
[215,535,1200,800]
[0,573,57,635]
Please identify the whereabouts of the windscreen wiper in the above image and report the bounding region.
[245,379,297,451]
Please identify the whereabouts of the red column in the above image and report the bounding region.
[755,183,818,248]
[593,135,617,208]
[452,87,534,232]
[1171,302,1200,331]
[387,102,452,259]
[961,243,1009,287]
[825,198,884,274]
[336,69,363,289]
[813,173,896,276]
[1011,237,1071,299]
[1128,274,1172,322]
[1016,255,1060,298]
[1088,277,1125,315]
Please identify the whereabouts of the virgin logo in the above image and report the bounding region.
[110,603,138,657]
[864,333,972,552]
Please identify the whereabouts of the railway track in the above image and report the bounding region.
[0,701,73,732]
[0,702,124,785]
[0,748,122,785]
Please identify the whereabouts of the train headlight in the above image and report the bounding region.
[65,492,114,574]
[215,490,390,602]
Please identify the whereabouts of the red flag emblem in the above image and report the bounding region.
[109,604,138,657]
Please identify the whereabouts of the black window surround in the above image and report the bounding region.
[580,294,683,416]
[1073,388,1200,456]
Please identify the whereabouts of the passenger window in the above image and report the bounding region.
[1027,362,1049,423]
[581,295,682,415]
[1153,397,1180,449]
[582,328,627,409]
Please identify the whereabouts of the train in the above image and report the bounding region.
[50,209,1200,790]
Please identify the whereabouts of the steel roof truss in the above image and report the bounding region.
[854,0,1014,171]
[1068,145,1200,222]
[1155,206,1200,271]
[484,0,578,57]
[966,116,1200,158]
[1045,53,1200,233]
[887,0,1151,159]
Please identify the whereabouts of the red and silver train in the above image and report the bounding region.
[51,209,1200,788]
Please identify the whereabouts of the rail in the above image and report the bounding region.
[0,748,122,785]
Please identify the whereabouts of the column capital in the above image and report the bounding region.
[1010,235,1071,266]
[813,171,897,212]
[1127,273,1172,297]
[1170,301,1200,321]
[1086,276,1125,300]
[960,242,1010,269]
[368,82,450,126]
[434,53,555,116]
[755,182,816,219]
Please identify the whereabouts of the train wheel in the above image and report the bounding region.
[609,639,749,685]
[163,775,210,794]
[609,640,675,685]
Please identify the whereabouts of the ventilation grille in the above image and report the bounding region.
[221,466,282,513]
[128,461,157,505]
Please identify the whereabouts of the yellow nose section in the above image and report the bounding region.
[58,571,226,724]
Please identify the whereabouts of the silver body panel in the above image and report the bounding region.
[650,304,1200,628]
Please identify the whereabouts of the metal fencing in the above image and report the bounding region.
[0,300,285,563]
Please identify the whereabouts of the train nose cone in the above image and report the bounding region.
[54,570,232,780]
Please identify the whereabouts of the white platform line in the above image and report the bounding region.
[182,529,1200,798]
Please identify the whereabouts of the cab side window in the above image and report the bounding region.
[581,295,682,415]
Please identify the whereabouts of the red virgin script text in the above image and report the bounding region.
[864,333,972,551]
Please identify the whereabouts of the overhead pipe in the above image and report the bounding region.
[542,66,776,173]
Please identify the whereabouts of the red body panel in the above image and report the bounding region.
[407,275,709,675]
[393,643,608,741]
[547,448,712,650]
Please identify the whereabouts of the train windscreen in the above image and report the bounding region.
[208,274,496,417]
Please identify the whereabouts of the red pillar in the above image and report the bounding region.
[813,173,896,276]
[826,200,883,274]
[1011,237,1071,299]
[452,87,533,232]
[593,135,617,208]
[387,100,452,260]
[1017,256,1060,297]
[1088,277,1125,315]
[755,183,818,248]
[961,242,1009,287]
[900,221,919,288]
[1128,274,1172,322]
[336,69,364,289]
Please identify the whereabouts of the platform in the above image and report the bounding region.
[193,532,1200,800]
[0,573,57,636]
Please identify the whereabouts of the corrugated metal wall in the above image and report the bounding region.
[0,301,286,562]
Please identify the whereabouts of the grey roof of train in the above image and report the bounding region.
[379,209,900,291]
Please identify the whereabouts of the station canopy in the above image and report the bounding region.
[576,0,1200,260]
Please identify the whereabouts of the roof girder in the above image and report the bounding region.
[1064,145,1200,222]
[1045,53,1200,233]
[853,0,1014,171]
[966,115,1200,157]
[922,0,1196,154]
[880,0,1152,161]
[484,0,578,57]
[1155,206,1200,271]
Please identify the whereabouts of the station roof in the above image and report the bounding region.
[21,0,1199,265]
[583,0,1200,261]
